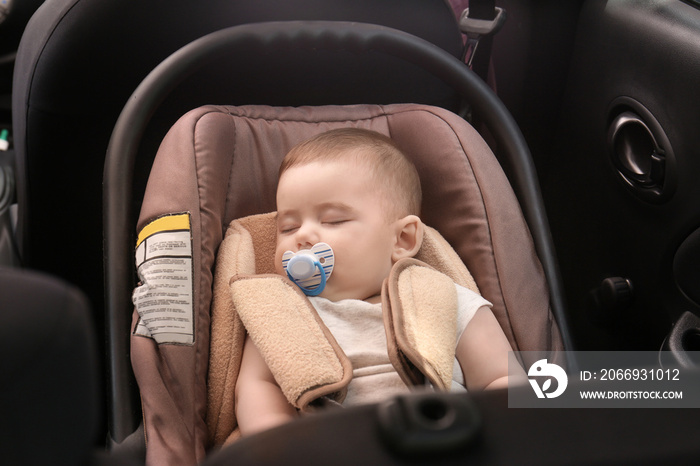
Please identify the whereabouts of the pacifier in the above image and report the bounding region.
[282,242,334,296]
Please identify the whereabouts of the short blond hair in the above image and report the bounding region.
[278,128,422,217]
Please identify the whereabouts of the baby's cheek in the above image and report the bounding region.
[273,250,285,276]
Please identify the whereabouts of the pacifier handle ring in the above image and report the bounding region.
[287,258,327,296]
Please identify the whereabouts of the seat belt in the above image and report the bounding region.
[459,0,506,84]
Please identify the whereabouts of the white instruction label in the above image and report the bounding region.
[132,213,194,345]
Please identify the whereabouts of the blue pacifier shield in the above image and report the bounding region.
[282,242,334,295]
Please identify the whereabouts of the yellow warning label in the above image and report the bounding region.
[136,213,191,248]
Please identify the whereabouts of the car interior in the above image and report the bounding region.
[2,0,700,465]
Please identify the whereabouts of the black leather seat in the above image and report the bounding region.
[0,267,98,465]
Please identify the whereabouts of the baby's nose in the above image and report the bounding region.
[295,223,320,249]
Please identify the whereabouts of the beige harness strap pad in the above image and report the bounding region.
[206,212,281,445]
[384,258,459,391]
[207,221,255,446]
[416,225,480,294]
[231,274,352,410]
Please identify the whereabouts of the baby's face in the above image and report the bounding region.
[275,159,398,302]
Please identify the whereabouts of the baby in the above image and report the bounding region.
[234,128,514,436]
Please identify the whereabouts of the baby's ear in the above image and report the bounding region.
[392,215,424,262]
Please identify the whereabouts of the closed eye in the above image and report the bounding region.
[279,225,299,234]
[323,219,349,226]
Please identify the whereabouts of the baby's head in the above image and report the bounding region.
[275,128,424,302]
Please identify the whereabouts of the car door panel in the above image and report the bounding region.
[546,0,700,350]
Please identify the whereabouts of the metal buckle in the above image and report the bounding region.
[459,6,507,39]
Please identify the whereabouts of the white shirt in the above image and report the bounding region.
[309,284,491,406]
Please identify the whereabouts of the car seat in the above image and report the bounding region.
[104,21,570,465]
[12,0,472,453]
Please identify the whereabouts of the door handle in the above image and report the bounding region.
[608,111,665,188]
[606,98,676,203]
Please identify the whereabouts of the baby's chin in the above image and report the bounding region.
[319,284,382,303]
